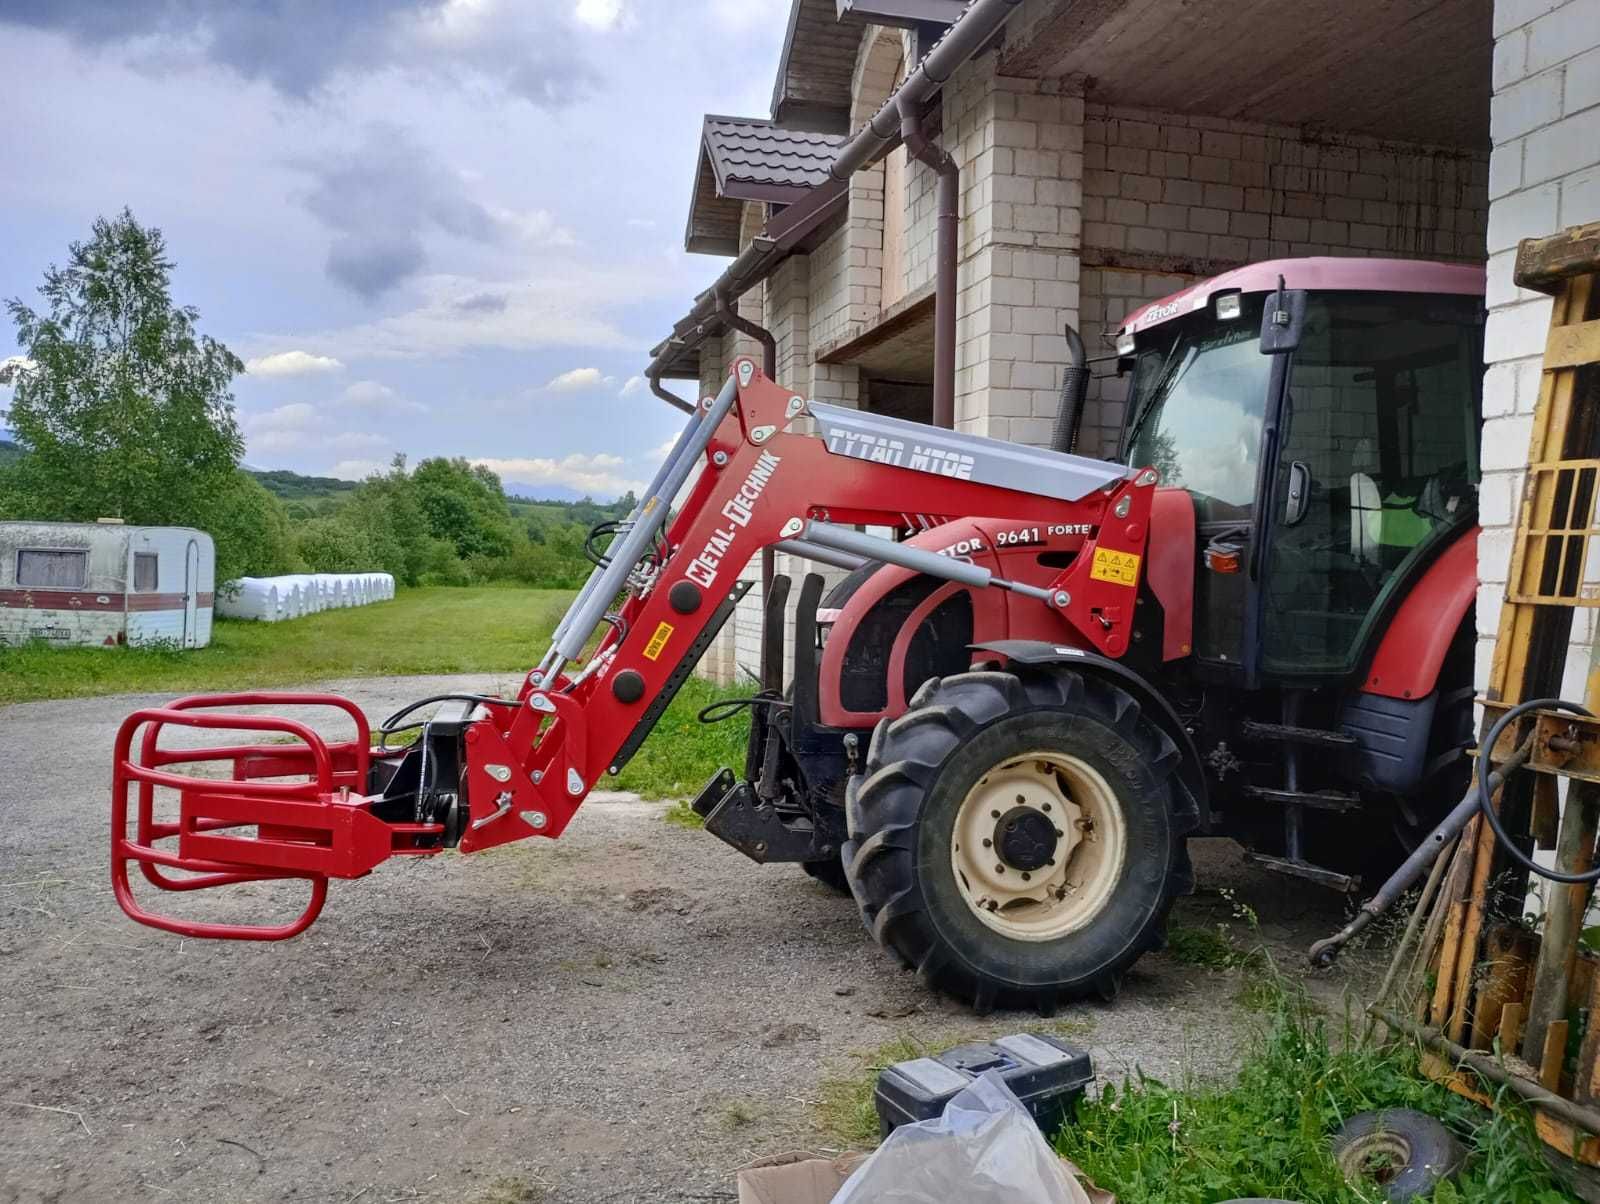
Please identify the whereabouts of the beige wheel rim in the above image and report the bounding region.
[949,750,1128,942]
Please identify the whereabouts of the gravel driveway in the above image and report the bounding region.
[0,675,1382,1203]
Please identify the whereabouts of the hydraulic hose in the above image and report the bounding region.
[1476,697,1600,884]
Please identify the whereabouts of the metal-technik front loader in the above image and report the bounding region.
[110,358,1155,939]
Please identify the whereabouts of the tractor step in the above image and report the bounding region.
[1242,785,1363,813]
[1243,852,1360,894]
[1240,720,1358,749]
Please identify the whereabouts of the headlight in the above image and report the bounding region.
[1214,291,1243,321]
[1115,330,1136,356]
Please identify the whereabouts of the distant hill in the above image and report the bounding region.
[250,468,360,502]
[504,481,591,504]
[0,439,21,468]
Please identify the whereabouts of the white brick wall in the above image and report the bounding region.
[1477,0,1600,693]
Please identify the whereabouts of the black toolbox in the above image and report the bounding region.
[873,1034,1093,1138]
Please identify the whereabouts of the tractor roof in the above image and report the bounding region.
[1119,257,1486,337]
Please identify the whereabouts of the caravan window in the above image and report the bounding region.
[17,549,88,589]
[134,553,159,592]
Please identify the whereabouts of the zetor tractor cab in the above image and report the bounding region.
[726,257,1484,1005]
[108,256,1484,1014]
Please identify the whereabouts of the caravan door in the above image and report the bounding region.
[183,539,200,648]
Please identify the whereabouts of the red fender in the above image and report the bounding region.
[1361,527,1478,700]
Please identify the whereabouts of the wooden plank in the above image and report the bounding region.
[1522,779,1600,1062]
[1540,1019,1570,1092]
[1532,772,1562,848]
[1430,899,1468,1029]
[1470,924,1535,1050]
[1448,814,1501,1043]
[1500,1001,1527,1054]
[1579,963,1600,1105]
[1545,319,1600,370]
[1515,221,1600,296]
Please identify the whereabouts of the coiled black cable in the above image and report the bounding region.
[1476,696,1600,885]
[698,696,791,724]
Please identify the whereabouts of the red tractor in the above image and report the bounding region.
[112,257,1485,1012]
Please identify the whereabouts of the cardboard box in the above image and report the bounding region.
[735,1151,869,1204]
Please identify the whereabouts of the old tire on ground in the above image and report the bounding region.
[841,668,1196,1012]
[1331,1109,1464,1202]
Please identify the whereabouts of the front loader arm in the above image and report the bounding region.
[108,359,1158,936]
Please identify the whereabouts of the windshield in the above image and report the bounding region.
[1123,295,1270,523]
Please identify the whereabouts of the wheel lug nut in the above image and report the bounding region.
[995,864,1005,874]
[982,838,992,848]
[990,809,1000,819]
[1042,802,1051,812]
[1021,872,1031,881]
[1055,829,1065,838]
[1015,794,1025,804]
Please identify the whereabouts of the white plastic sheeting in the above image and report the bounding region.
[217,572,396,621]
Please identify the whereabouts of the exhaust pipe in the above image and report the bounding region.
[1050,323,1088,454]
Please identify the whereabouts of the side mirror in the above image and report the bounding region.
[1284,460,1311,526]
[1260,288,1307,354]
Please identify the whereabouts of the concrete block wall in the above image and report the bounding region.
[1477,0,1600,698]
[944,52,1085,443]
[1073,104,1491,457]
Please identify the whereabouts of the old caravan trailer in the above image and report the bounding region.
[0,521,215,649]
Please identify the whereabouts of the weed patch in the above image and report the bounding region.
[1058,987,1573,1203]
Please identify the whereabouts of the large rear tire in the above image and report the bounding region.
[842,669,1197,1012]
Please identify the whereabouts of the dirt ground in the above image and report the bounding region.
[0,674,1387,1204]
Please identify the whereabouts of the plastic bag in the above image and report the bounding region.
[832,1070,1093,1204]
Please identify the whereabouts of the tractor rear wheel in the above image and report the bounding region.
[842,669,1196,1011]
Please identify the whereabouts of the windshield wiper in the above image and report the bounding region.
[1122,342,1194,462]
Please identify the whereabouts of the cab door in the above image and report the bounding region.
[1258,293,1482,679]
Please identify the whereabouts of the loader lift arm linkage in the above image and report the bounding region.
[111,358,1158,939]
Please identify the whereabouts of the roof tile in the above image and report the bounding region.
[703,116,846,193]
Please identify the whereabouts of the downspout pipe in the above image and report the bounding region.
[648,364,694,415]
[714,284,777,379]
[1050,324,1088,453]
[898,94,958,430]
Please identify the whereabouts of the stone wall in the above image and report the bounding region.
[1477,0,1600,697]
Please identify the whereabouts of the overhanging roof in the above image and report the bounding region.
[1002,0,1491,148]
[685,117,848,256]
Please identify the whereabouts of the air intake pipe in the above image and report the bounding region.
[1050,323,1089,454]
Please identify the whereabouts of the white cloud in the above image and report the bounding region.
[341,380,428,414]
[329,458,391,481]
[243,403,391,458]
[249,271,651,361]
[618,374,644,396]
[573,0,627,31]
[643,435,678,464]
[475,451,642,498]
[245,402,321,433]
[544,366,616,392]
[624,217,656,229]
[244,350,345,378]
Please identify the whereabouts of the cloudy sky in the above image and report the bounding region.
[0,0,790,499]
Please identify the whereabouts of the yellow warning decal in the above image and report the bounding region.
[643,621,675,661]
[1090,547,1142,587]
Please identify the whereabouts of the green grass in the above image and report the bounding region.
[0,584,754,802]
[607,675,751,802]
[0,586,573,705]
[1058,986,1575,1203]
[1166,922,1264,971]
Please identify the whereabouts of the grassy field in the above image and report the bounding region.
[0,586,751,799]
